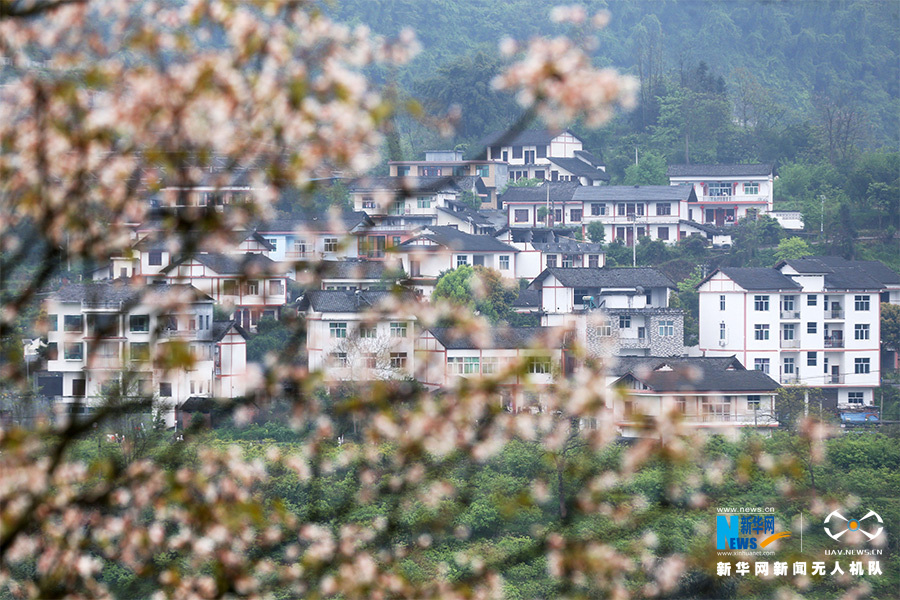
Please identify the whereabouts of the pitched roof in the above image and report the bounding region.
[320,259,396,280]
[667,164,774,178]
[478,128,580,148]
[426,326,569,349]
[574,149,602,167]
[299,290,417,313]
[530,267,675,290]
[608,355,744,378]
[779,256,896,290]
[547,157,610,181]
[173,253,280,276]
[715,268,801,291]
[256,211,373,233]
[613,356,780,393]
[212,319,249,342]
[512,290,541,308]
[52,281,212,304]
[348,175,477,195]
[397,226,517,253]
[499,181,581,204]
[572,185,696,203]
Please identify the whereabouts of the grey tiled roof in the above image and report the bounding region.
[716,268,802,291]
[512,290,541,308]
[574,149,601,166]
[175,253,280,276]
[212,320,249,342]
[613,356,780,393]
[257,211,373,233]
[500,182,582,204]
[426,326,569,349]
[348,176,480,195]
[530,267,675,290]
[53,282,212,304]
[300,290,417,313]
[667,164,774,178]
[547,157,610,181]
[780,256,895,290]
[398,226,517,253]
[478,128,579,148]
[320,259,397,280]
[572,185,696,203]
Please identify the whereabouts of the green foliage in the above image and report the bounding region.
[622,151,667,185]
[457,190,482,211]
[506,177,542,189]
[882,303,900,352]
[586,221,605,244]
[773,237,812,263]
[603,241,633,267]
[673,266,703,346]
[247,317,296,364]
[432,265,519,325]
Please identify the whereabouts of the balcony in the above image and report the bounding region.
[780,310,800,320]
[824,337,844,348]
[780,338,800,348]
[618,336,650,349]
[697,194,767,204]
[829,373,844,384]
[825,309,844,319]
[781,371,799,383]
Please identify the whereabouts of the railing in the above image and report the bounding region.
[781,338,800,348]
[781,372,799,383]
[781,310,800,319]
[824,337,844,348]
[82,301,123,311]
[829,373,844,384]
[618,336,650,348]
[698,194,768,203]
[826,309,844,319]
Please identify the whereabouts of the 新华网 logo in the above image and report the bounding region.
[716,514,791,551]
[824,510,883,542]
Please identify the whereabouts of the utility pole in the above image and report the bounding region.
[819,194,825,242]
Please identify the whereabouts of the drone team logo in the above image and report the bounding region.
[824,510,884,542]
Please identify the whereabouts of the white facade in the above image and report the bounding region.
[698,269,881,407]
[668,164,775,227]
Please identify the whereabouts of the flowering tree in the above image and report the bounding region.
[0,2,878,599]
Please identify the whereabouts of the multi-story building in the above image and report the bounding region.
[529,267,683,357]
[479,129,608,186]
[607,356,781,437]
[502,182,582,226]
[494,228,605,279]
[667,164,774,227]
[389,150,508,207]
[40,281,247,426]
[299,290,419,381]
[698,259,891,408]
[575,185,698,245]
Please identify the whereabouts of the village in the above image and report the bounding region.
[28,128,897,434]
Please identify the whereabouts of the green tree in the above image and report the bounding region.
[672,266,703,346]
[773,237,812,263]
[881,303,900,352]
[432,265,518,325]
[623,151,667,185]
[457,190,482,211]
[586,221,605,244]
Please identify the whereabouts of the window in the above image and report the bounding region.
[854,358,870,374]
[854,295,870,311]
[570,209,582,222]
[720,322,726,340]
[617,203,626,216]
[591,203,606,216]
[330,352,349,368]
[456,255,468,268]
[562,255,574,268]
[64,342,83,360]
[701,397,732,422]
[807,322,817,334]
[546,254,557,268]
[359,325,377,338]
[754,324,770,340]
[130,342,150,362]
[475,165,489,177]
[46,342,58,360]
[417,197,431,209]
[743,182,759,195]
[462,357,480,374]
[363,353,377,369]
[246,280,259,295]
[410,260,421,277]
[481,357,498,375]
[855,324,870,340]
[514,209,529,223]
[324,238,338,253]
[747,395,761,410]
[390,352,407,369]
[71,378,86,397]
[847,392,864,405]
[149,251,163,266]
[616,316,630,329]
[658,320,675,337]
[754,358,770,374]
[64,315,83,333]
[499,255,510,270]
[155,382,171,397]
[588,255,599,268]
[783,357,795,374]
[512,146,523,159]
[597,325,613,337]
[223,280,237,295]
[362,196,376,209]
[536,145,547,159]
[390,322,407,338]
[656,203,671,216]
[782,295,795,311]
[553,209,562,223]
[48,314,58,331]
[293,240,308,255]
[269,280,284,296]
[754,295,769,311]
[527,356,552,374]
[720,295,726,311]
[657,227,669,241]
[783,324,795,340]
[807,295,817,306]
[447,357,463,375]
[329,322,347,338]
[397,166,410,176]
[189,318,197,331]
[800,354,814,370]
[86,314,119,337]
[392,236,401,247]
[129,314,149,332]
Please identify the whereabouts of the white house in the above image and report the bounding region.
[667,164,774,226]
[697,259,889,408]
[529,267,684,357]
[479,129,609,186]
[502,182,583,227]
[389,150,509,207]
[494,228,605,280]
[299,290,419,381]
[40,281,247,426]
